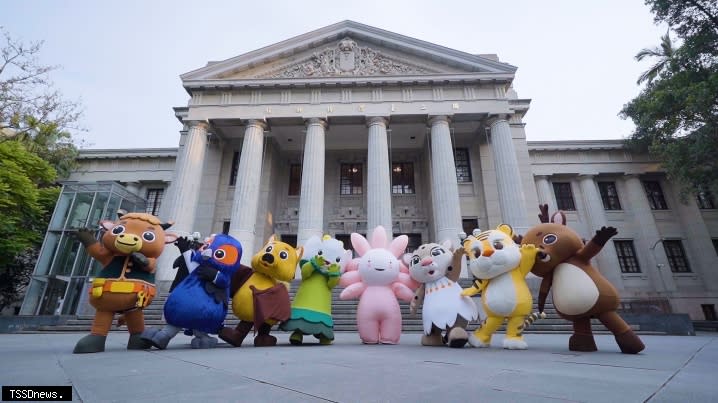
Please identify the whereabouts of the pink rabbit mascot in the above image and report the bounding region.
[339,226,417,344]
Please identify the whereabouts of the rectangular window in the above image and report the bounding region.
[696,188,716,209]
[280,234,297,248]
[288,164,302,196]
[145,189,164,216]
[663,240,691,273]
[462,218,479,238]
[335,234,359,258]
[229,151,240,186]
[340,164,363,195]
[701,304,717,321]
[643,180,668,210]
[391,162,415,194]
[454,148,472,183]
[614,240,641,273]
[222,221,230,235]
[598,181,622,210]
[553,182,576,211]
[712,239,718,255]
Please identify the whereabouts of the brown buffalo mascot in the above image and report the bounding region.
[72,211,177,353]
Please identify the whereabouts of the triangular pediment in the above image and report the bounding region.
[181,21,516,83]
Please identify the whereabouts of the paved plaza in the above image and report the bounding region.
[0,331,716,402]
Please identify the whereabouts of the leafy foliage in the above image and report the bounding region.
[0,28,82,312]
[621,0,718,197]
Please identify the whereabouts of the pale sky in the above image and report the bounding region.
[3,0,667,149]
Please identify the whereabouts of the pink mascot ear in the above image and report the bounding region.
[370,226,388,249]
[351,233,371,256]
[389,235,408,258]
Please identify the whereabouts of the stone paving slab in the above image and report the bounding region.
[0,332,715,402]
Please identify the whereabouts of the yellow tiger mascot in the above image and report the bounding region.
[461,224,537,349]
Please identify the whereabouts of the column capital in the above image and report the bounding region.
[244,119,268,131]
[187,120,210,131]
[578,174,596,180]
[427,115,451,127]
[534,174,552,180]
[486,114,510,127]
[366,116,388,127]
[305,117,328,129]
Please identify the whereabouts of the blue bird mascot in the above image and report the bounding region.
[141,234,242,349]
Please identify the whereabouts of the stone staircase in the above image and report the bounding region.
[36,280,634,333]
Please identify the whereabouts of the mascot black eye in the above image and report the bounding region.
[493,241,504,250]
[142,231,156,242]
[111,225,125,235]
[317,250,323,255]
[431,248,443,256]
[279,251,288,259]
[214,249,225,259]
[411,256,420,266]
[543,234,558,245]
[265,245,273,253]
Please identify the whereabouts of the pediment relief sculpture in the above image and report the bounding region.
[259,38,438,79]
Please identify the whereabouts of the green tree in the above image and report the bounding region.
[0,141,58,311]
[635,31,676,85]
[0,28,83,312]
[620,0,718,197]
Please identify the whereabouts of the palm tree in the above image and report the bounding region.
[635,30,676,85]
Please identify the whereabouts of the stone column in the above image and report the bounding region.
[156,120,209,282]
[297,118,327,247]
[428,115,463,247]
[366,117,392,238]
[534,175,557,213]
[623,174,676,293]
[489,116,530,233]
[672,190,718,291]
[578,174,624,290]
[229,120,267,265]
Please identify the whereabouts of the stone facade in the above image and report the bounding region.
[27,21,718,320]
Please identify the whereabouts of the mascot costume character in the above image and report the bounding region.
[141,234,243,349]
[339,226,417,344]
[219,235,303,347]
[520,205,645,354]
[281,235,352,345]
[72,211,177,353]
[460,224,538,350]
[407,240,478,348]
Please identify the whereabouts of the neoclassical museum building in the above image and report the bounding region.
[20,21,718,321]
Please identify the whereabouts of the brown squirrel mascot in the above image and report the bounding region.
[520,204,645,354]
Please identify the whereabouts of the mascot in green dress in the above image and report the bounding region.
[281,235,352,345]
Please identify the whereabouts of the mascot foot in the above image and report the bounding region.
[127,333,153,350]
[289,331,303,345]
[421,332,444,346]
[191,336,218,349]
[379,339,398,345]
[468,332,490,348]
[141,328,170,350]
[316,334,333,345]
[615,329,645,354]
[254,334,277,347]
[219,324,251,347]
[447,328,469,348]
[503,337,528,350]
[569,333,598,352]
[73,334,107,354]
